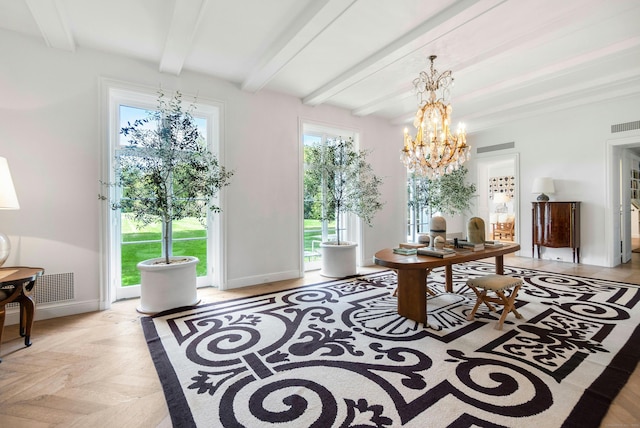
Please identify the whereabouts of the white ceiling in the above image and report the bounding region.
[2,0,640,132]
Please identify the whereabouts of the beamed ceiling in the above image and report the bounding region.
[1,0,640,132]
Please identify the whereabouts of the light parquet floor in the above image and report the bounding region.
[1,252,639,427]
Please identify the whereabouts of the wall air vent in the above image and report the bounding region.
[611,120,640,133]
[477,142,515,154]
[7,272,74,308]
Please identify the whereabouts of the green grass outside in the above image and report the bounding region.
[120,215,207,286]
[121,217,334,286]
[303,219,335,261]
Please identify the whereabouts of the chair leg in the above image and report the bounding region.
[467,289,490,321]
[467,283,522,329]
[493,285,522,330]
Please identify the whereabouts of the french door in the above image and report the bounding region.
[104,84,224,301]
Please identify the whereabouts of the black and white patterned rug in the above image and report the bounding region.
[141,262,640,427]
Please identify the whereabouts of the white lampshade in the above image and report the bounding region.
[532,177,555,194]
[493,192,510,203]
[0,157,20,209]
[0,156,19,267]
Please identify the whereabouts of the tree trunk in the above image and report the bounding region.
[163,219,171,264]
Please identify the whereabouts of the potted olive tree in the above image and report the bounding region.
[413,166,476,216]
[114,90,233,313]
[409,166,476,242]
[305,137,383,277]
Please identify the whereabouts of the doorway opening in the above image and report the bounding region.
[606,135,640,267]
[475,153,520,249]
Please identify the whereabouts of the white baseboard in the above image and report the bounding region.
[3,299,101,326]
[224,269,302,290]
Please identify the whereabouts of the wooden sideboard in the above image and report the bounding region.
[532,201,581,263]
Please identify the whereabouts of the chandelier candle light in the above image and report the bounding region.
[401,55,470,178]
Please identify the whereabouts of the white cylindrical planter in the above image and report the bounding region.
[319,241,358,278]
[137,256,200,314]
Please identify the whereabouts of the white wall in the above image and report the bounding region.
[467,97,640,265]
[3,28,639,322]
[0,30,406,320]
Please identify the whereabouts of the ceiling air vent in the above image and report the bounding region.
[611,120,640,133]
[477,142,515,154]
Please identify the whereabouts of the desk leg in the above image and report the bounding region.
[397,269,428,324]
[445,265,453,293]
[496,255,504,275]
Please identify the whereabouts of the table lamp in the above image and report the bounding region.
[532,177,554,201]
[0,157,20,266]
[493,192,510,212]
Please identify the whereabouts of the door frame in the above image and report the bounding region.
[605,134,640,267]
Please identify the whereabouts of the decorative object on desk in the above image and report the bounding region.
[103,90,234,314]
[399,242,426,249]
[400,55,470,178]
[532,177,555,201]
[306,136,384,277]
[430,215,446,242]
[467,216,486,244]
[433,235,445,249]
[418,234,430,245]
[0,157,20,267]
[142,265,640,428]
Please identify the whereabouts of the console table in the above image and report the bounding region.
[0,266,44,362]
[532,201,581,263]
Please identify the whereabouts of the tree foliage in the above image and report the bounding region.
[115,91,234,264]
[305,137,384,244]
[411,166,476,216]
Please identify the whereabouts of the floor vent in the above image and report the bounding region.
[6,272,74,308]
[611,120,640,133]
[477,142,515,154]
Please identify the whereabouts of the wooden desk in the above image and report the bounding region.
[374,244,520,324]
[0,266,44,362]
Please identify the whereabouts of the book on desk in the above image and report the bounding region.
[417,247,456,258]
[448,239,484,251]
[393,247,417,255]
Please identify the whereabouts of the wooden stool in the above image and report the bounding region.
[466,274,523,330]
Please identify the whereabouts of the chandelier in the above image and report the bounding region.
[401,55,470,178]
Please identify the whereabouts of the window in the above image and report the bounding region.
[104,86,223,301]
[407,173,431,242]
[302,123,358,271]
